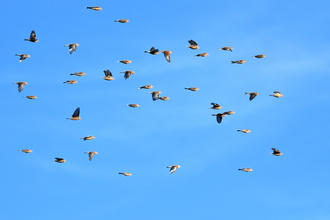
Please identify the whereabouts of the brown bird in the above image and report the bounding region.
[270,91,283,98]
[101,70,115,81]
[84,151,98,161]
[231,60,246,64]
[126,104,139,108]
[119,172,132,176]
[185,87,199,91]
[252,54,266,58]
[118,60,132,64]
[212,113,226,123]
[271,148,283,156]
[237,129,251,133]
[64,43,79,54]
[209,103,222,110]
[13,82,28,93]
[160,50,172,62]
[167,165,180,174]
[115,19,129,23]
[24,30,38,42]
[144,47,159,55]
[87,6,102,11]
[120,71,135,80]
[70,72,86,76]
[223,111,235,115]
[245,92,259,101]
[238,168,253,172]
[80,136,95,141]
[63,80,77,84]
[54,158,66,163]
[15,54,30,62]
[186,40,200,50]
[23,95,37,100]
[18,149,32,153]
[138,85,153,90]
[218,47,233,52]
[67,107,81,120]
[194,53,209,57]
[159,96,170,101]
[148,91,162,101]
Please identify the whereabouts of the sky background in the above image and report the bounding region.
[1,0,330,219]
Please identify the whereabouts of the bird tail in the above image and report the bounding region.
[245,92,248,95]
[231,61,235,64]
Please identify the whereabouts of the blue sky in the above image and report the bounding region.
[2,0,330,219]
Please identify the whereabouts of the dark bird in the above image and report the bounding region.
[231,60,246,64]
[270,91,283,98]
[67,107,81,120]
[64,43,79,54]
[101,70,115,81]
[13,82,28,93]
[138,85,153,90]
[209,103,222,110]
[245,92,259,101]
[54,158,66,163]
[194,53,209,57]
[115,19,129,23]
[87,6,102,11]
[252,54,266,58]
[85,151,98,161]
[120,71,135,80]
[15,54,30,62]
[160,50,172,62]
[167,165,180,174]
[148,91,161,101]
[271,148,283,156]
[144,47,159,55]
[218,47,233,52]
[118,60,132,64]
[212,113,226,123]
[18,149,32,153]
[186,40,200,50]
[238,168,252,172]
[119,172,132,176]
[24,30,38,42]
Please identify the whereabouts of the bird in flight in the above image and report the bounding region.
[160,50,172,62]
[237,129,251,133]
[64,43,79,54]
[23,96,37,100]
[24,30,38,42]
[54,158,66,163]
[231,60,246,64]
[270,148,283,156]
[120,71,135,80]
[118,60,132,64]
[194,53,209,57]
[212,113,226,123]
[13,82,28,93]
[67,107,81,120]
[238,168,253,172]
[148,91,162,101]
[144,47,159,55]
[85,151,98,161]
[101,70,115,81]
[80,136,95,141]
[252,54,266,58]
[126,104,139,108]
[167,165,180,174]
[87,6,102,11]
[15,54,30,62]
[70,72,86,76]
[270,91,283,98]
[245,92,259,101]
[18,149,33,153]
[63,80,77,84]
[119,172,132,176]
[186,40,200,50]
[115,19,129,23]
[218,47,233,52]
[159,96,170,101]
[138,85,153,90]
[185,87,199,91]
[209,103,222,110]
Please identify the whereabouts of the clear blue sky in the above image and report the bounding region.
[2,0,330,219]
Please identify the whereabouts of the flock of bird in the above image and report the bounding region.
[15,6,284,175]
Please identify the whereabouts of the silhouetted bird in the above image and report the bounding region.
[270,91,283,98]
[187,40,200,50]
[24,30,38,42]
[167,165,180,174]
[212,113,226,123]
[115,19,129,23]
[144,47,159,55]
[209,103,222,110]
[252,54,266,58]
[218,47,233,52]
[120,71,135,80]
[15,54,30,62]
[13,82,28,93]
[101,70,115,81]
[271,148,283,156]
[64,43,79,54]
[87,6,102,11]
[54,158,66,163]
[67,107,81,120]
[85,151,98,161]
[160,50,172,62]
[245,92,259,101]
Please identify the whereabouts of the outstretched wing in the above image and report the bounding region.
[249,94,257,101]
[211,103,220,107]
[18,83,25,92]
[104,70,112,77]
[30,30,37,40]
[216,114,223,123]
[89,152,95,161]
[69,45,76,54]
[72,107,80,117]
[124,72,132,80]
[150,47,159,54]
[188,40,197,46]
[152,93,159,101]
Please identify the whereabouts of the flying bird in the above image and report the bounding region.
[237,129,251,133]
[185,87,199,91]
[270,91,283,98]
[167,165,180,174]
[159,96,170,101]
[18,149,32,153]
[223,111,235,115]
[245,92,259,101]
[148,91,161,101]
[54,158,66,163]
[186,40,200,50]
[101,70,115,81]
[15,54,30,62]
[87,6,102,11]
[138,85,153,90]
[252,54,266,58]
[231,60,246,64]
[120,71,135,80]
[24,30,38,42]
[212,113,226,123]
[119,172,132,176]
[23,96,37,100]
[13,82,28,93]
[63,80,77,84]
[115,19,129,23]
[218,47,233,52]
[70,72,86,76]
[67,107,81,120]
[209,103,222,110]
[271,148,283,156]
[118,60,132,64]
[144,47,159,55]
[64,43,79,54]
[80,136,95,141]
[194,53,209,57]
[238,168,253,172]
[84,151,98,161]
[126,104,139,108]
[160,50,172,62]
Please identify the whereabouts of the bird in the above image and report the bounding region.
[167,165,180,174]
[218,47,233,52]
[70,72,86,76]
[126,104,139,108]
[237,129,251,133]
[212,113,226,123]
[194,53,209,57]
[15,54,30,62]
[148,91,161,101]
[67,107,81,120]
[185,87,199,91]
[13,82,28,93]
[271,148,283,156]
[238,168,253,172]
[160,50,172,62]
[64,43,79,54]
[245,92,259,101]
[101,70,115,81]
[138,85,153,90]
[231,60,246,64]
[115,19,129,23]
[209,103,222,110]
[118,60,132,64]
[84,151,98,161]
[87,6,102,11]
[252,54,266,58]
[159,96,170,101]
[63,80,77,84]
[119,172,132,176]
[18,149,32,153]
[80,136,95,141]
[54,158,66,163]
[120,71,135,80]
[144,47,159,55]
[270,91,283,98]
[223,111,235,115]
[23,96,37,100]
[186,40,200,50]
[24,30,38,42]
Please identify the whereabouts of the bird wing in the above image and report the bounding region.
[124,72,131,79]
[164,52,171,62]
[18,83,25,92]
[169,167,177,174]
[216,114,223,123]
[30,30,37,40]
[272,148,280,153]
[150,47,159,54]
[68,45,76,54]
[89,152,95,161]
[152,93,159,101]
[104,70,112,77]
[72,107,80,117]
[211,103,219,107]
[188,40,198,46]
[249,94,257,101]
[274,91,281,94]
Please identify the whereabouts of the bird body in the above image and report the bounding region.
[223,111,235,115]
[167,165,180,174]
[148,91,161,101]
[271,148,283,156]
[210,103,222,110]
[115,19,129,23]
[119,172,132,176]
[24,96,37,99]
[218,47,233,52]
[126,104,139,108]
[67,107,81,120]
[101,70,115,81]
[270,91,283,98]
[54,158,66,163]
[237,129,251,133]
[253,54,266,58]
[120,71,135,80]
[118,60,132,64]
[80,136,95,141]
[194,53,209,57]
[19,149,32,153]
[185,87,199,91]
[87,6,102,11]
[15,54,30,62]
[245,92,259,101]
[13,82,28,93]
[70,72,86,76]
[63,80,77,84]
[138,85,153,90]
[145,47,159,55]
[187,40,200,50]
[64,43,79,54]
[231,60,246,64]
[159,96,170,101]
[24,30,38,42]
[238,168,253,172]
[85,151,98,161]
[160,50,172,62]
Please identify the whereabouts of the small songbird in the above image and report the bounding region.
[144,47,159,55]
[185,87,199,91]
[120,71,135,80]
[54,158,66,163]
[138,85,153,90]
[231,60,246,64]
[252,54,266,58]
[223,111,235,115]
[212,113,226,123]
[237,129,251,133]
[84,151,98,161]
[245,92,259,101]
[160,50,172,62]
[13,82,28,93]
[87,6,102,11]
[186,40,200,50]
[194,53,209,57]
[15,54,30,62]
[119,172,132,176]
[126,104,139,108]
[64,43,79,54]
[24,30,38,42]
[167,165,180,174]
[115,19,129,23]
[63,80,77,84]
[80,136,95,141]
[67,107,81,120]
[270,91,283,98]
[70,72,86,76]
[118,60,132,64]
[238,168,253,172]
[209,103,222,110]
[18,149,32,153]
[159,96,170,101]
[101,70,115,81]
[271,148,283,156]
[148,91,162,101]
[23,95,37,99]
[218,47,233,52]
